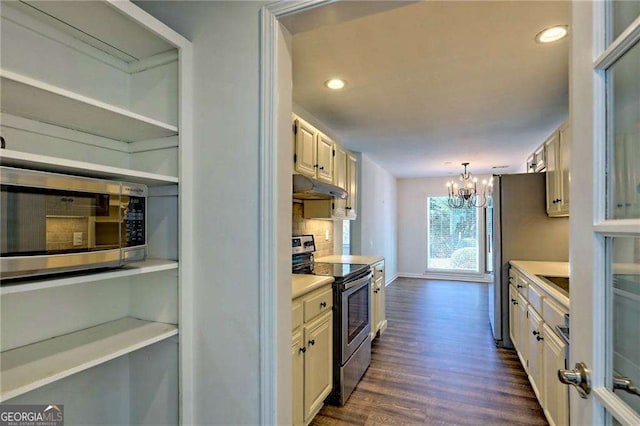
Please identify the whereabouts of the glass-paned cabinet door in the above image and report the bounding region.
[606,39,640,219]
[607,237,640,418]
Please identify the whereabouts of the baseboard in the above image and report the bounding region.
[397,272,490,283]
[385,273,399,286]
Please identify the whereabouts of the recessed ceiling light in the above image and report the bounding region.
[535,25,568,43]
[325,79,346,90]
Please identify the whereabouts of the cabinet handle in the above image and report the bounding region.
[0,136,5,149]
[374,289,379,293]
[536,335,544,341]
[320,301,327,308]
[314,164,319,168]
[511,298,518,305]
[517,284,524,289]
[345,207,352,210]
[319,166,324,170]
[532,330,540,336]
[556,198,562,203]
[308,339,315,346]
[299,347,306,354]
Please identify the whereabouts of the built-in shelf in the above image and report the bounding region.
[0,317,178,402]
[0,71,178,142]
[0,259,178,296]
[0,149,179,186]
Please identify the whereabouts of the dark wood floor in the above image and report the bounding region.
[312,278,548,425]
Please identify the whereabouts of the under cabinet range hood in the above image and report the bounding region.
[292,174,348,200]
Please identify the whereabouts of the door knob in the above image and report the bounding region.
[613,376,640,397]
[558,362,591,399]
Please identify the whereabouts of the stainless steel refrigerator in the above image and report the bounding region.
[488,173,569,348]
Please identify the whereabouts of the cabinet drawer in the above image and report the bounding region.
[292,300,303,331]
[304,287,333,322]
[543,297,568,329]
[516,275,528,296]
[528,283,543,314]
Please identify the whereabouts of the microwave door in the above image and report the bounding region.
[1,190,47,255]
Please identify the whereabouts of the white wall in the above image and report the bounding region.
[397,175,491,280]
[352,153,398,284]
[134,2,269,424]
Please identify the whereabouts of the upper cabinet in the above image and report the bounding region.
[545,121,570,217]
[293,115,335,184]
[527,144,546,173]
[346,152,358,220]
[293,115,358,220]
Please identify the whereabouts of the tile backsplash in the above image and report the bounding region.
[292,202,333,258]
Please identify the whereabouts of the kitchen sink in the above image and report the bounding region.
[537,275,570,295]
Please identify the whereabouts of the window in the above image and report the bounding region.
[342,220,350,255]
[427,196,479,272]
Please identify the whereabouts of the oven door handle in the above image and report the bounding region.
[343,272,373,291]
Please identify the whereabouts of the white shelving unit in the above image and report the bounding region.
[0,1,193,424]
[0,259,178,296]
[0,149,179,186]
[0,71,178,142]
[0,317,178,402]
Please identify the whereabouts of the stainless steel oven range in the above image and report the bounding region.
[292,235,372,405]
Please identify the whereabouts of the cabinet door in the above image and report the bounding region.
[517,292,529,368]
[346,153,358,220]
[294,118,317,178]
[558,123,570,215]
[333,145,347,190]
[527,307,544,400]
[292,331,304,426]
[374,261,386,333]
[545,132,560,215]
[534,144,546,172]
[509,285,519,350]
[316,133,334,184]
[527,154,536,173]
[303,312,333,422]
[542,324,569,426]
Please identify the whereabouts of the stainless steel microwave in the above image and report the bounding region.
[1,166,147,280]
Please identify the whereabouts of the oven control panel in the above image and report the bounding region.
[292,235,315,254]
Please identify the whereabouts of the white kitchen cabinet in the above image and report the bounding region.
[346,152,358,220]
[516,292,530,369]
[527,144,546,173]
[509,284,520,349]
[0,2,191,424]
[542,323,569,426]
[527,306,544,400]
[545,121,570,217]
[292,330,305,426]
[509,264,570,426]
[333,144,348,191]
[371,260,386,340]
[292,284,333,425]
[316,133,335,184]
[303,312,333,422]
[294,117,318,178]
[293,115,336,185]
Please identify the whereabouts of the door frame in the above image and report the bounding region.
[258,1,335,424]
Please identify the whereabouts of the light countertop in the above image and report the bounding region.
[315,255,383,265]
[510,260,570,308]
[292,274,334,299]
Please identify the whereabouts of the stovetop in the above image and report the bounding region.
[311,262,369,279]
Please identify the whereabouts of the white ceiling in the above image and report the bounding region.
[290,1,569,178]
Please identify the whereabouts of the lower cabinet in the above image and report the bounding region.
[292,285,333,426]
[510,266,569,426]
[527,306,544,399]
[371,260,387,339]
[542,323,569,426]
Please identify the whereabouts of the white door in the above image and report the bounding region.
[569,3,640,425]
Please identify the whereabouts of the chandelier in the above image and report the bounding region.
[446,162,492,208]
